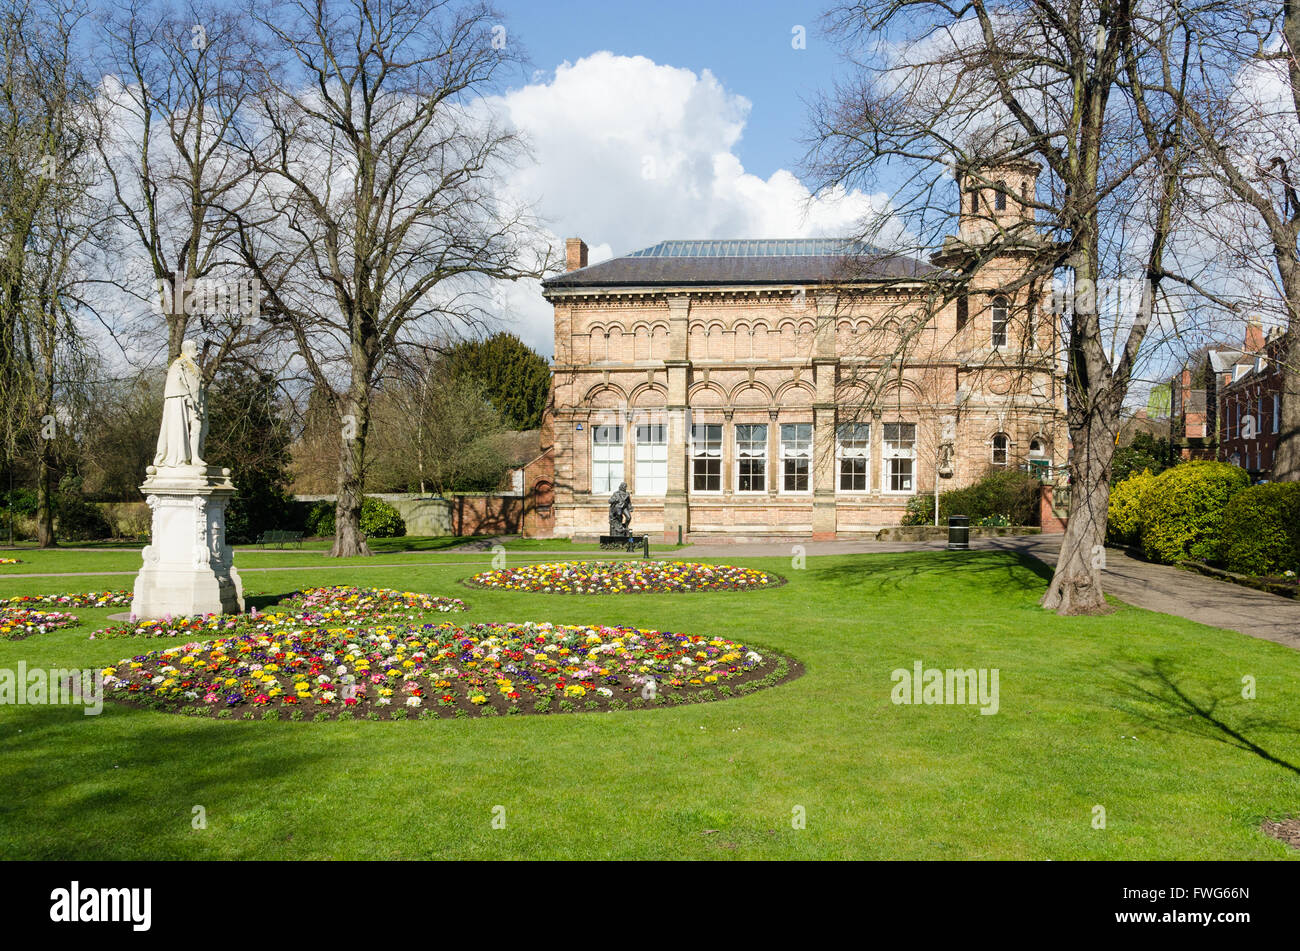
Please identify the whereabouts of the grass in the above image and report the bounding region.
[1,549,1299,859]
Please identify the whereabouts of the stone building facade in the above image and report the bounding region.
[538,161,1067,540]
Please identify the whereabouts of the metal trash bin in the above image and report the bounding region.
[947,515,970,550]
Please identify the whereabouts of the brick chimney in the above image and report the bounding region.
[565,238,588,272]
[1245,315,1265,352]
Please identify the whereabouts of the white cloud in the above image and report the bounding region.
[486,52,891,358]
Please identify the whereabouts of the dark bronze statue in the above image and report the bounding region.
[608,482,632,537]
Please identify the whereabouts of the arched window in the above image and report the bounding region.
[995,180,1007,211]
[991,296,1009,348]
[991,433,1009,466]
[1029,438,1046,458]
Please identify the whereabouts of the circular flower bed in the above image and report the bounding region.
[4,590,131,609]
[1,608,79,640]
[89,585,467,639]
[465,561,783,594]
[275,586,467,617]
[101,620,797,720]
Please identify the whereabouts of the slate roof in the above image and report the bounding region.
[542,239,937,290]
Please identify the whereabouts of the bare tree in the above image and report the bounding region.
[808,0,1192,613]
[93,0,265,373]
[1152,2,1300,481]
[234,0,548,556]
[0,0,102,546]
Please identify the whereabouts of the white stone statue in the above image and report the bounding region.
[131,338,243,620]
[154,339,208,467]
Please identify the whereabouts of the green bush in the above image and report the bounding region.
[56,494,112,540]
[1106,469,1157,547]
[304,500,335,538]
[903,468,1042,526]
[1139,462,1249,564]
[1217,482,1300,576]
[360,497,406,538]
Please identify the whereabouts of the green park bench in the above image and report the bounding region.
[255,529,304,549]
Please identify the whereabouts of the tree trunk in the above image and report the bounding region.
[1041,399,1119,614]
[35,440,55,548]
[1271,262,1300,481]
[330,385,372,558]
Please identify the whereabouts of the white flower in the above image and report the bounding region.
[321,652,335,662]
[405,696,421,707]
[336,664,348,676]
[376,697,392,706]
[745,651,763,663]
[596,688,613,697]
[321,691,336,702]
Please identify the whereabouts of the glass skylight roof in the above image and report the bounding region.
[625,239,883,258]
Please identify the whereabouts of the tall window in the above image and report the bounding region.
[592,425,624,494]
[883,422,916,494]
[635,423,667,496]
[991,296,1009,348]
[780,423,812,492]
[735,423,768,492]
[837,423,871,492]
[1274,392,1281,434]
[994,180,1007,211]
[969,190,979,213]
[956,296,969,330]
[690,423,722,492]
[991,432,1009,466]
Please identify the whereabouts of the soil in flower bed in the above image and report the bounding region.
[464,560,786,594]
[1262,817,1300,851]
[100,620,802,720]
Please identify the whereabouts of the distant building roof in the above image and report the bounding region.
[542,238,937,290]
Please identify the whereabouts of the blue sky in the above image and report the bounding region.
[497,0,845,182]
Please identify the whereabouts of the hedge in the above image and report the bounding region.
[1138,461,1249,565]
[300,497,406,539]
[903,468,1042,526]
[1106,469,1157,547]
[1217,482,1300,576]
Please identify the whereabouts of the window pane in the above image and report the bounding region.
[889,458,913,493]
[635,423,666,496]
[738,458,766,492]
[691,423,722,491]
[592,425,624,493]
[783,458,809,492]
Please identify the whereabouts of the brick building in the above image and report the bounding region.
[1218,324,1286,477]
[536,159,1067,540]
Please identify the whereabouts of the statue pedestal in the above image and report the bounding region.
[130,465,245,620]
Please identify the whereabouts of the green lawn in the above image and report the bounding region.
[1,549,1298,859]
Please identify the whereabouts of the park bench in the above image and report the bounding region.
[256,529,304,549]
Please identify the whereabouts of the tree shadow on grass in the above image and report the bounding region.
[0,704,337,859]
[242,591,301,611]
[1105,657,1300,777]
[809,550,1052,596]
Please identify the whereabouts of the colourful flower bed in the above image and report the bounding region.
[0,557,21,564]
[274,586,467,617]
[4,590,131,609]
[89,586,467,639]
[465,561,783,594]
[101,620,795,719]
[1,608,80,640]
